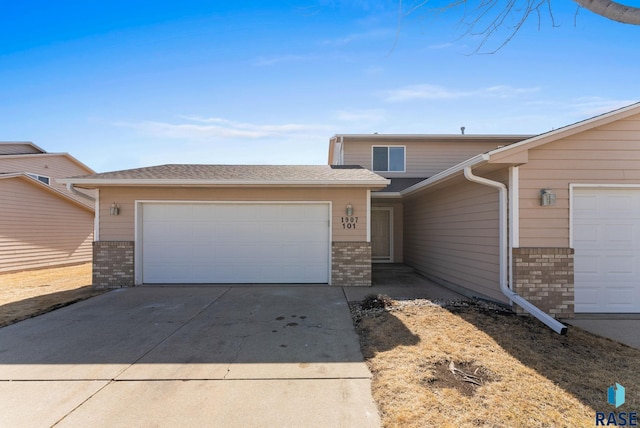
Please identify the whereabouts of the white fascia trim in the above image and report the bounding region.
[59,179,390,187]
[400,154,489,197]
[509,167,520,248]
[568,183,640,248]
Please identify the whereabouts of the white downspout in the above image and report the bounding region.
[463,166,567,335]
[66,183,96,202]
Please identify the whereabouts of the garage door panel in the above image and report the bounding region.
[141,203,330,284]
[574,188,640,313]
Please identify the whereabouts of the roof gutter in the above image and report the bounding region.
[66,183,96,202]
[463,166,567,335]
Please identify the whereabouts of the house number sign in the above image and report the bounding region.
[341,216,359,229]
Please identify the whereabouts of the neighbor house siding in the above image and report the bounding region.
[0,154,95,206]
[96,186,369,242]
[518,113,640,248]
[342,140,503,178]
[403,174,506,303]
[0,143,43,155]
[0,178,94,273]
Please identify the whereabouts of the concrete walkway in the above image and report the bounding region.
[0,286,380,428]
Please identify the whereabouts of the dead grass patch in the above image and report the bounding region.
[351,299,640,427]
[0,263,104,327]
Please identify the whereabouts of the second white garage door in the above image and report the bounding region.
[573,188,640,313]
[141,202,330,284]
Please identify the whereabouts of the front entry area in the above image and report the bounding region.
[138,202,331,284]
[371,207,392,262]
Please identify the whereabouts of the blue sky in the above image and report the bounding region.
[1,1,639,172]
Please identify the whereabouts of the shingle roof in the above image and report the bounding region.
[62,164,389,187]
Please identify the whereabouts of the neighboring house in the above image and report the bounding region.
[60,165,389,288]
[0,142,95,273]
[330,102,640,320]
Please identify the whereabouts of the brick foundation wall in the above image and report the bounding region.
[332,242,371,286]
[93,241,135,289]
[512,247,574,318]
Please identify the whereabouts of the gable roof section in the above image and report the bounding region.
[0,142,46,155]
[0,173,94,212]
[0,152,95,175]
[488,102,640,163]
[61,164,390,188]
[396,101,640,197]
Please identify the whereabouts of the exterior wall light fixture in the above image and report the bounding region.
[540,189,556,206]
[346,203,354,216]
[110,202,120,216]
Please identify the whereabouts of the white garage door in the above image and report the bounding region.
[573,188,640,313]
[141,203,330,284]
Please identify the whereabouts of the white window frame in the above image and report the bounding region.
[371,145,406,173]
[26,173,50,185]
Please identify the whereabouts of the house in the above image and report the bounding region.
[0,142,95,273]
[60,165,389,288]
[60,102,640,326]
[330,102,640,321]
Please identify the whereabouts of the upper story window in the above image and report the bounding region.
[26,173,50,185]
[372,146,405,172]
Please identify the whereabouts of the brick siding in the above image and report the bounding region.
[512,247,574,318]
[332,241,372,286]
[93,241,134,289]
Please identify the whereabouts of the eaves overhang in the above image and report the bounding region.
[399,154,490,197]
[58,178,391,189]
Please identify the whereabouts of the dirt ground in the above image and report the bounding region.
[0,263,104,327]
[351,297,640,428]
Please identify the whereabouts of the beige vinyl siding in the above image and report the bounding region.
[0,154,95,206]
[0,178,93,273]
[518,113,640,247]
[0,143,43,155]
[343,140,503,178]
[371,200,404,262]
[404,175,506,303]
[97,187,368,242]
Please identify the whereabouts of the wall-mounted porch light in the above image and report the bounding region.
[346,203,354,216]
[540,189,556,206]
[110,202,120,216]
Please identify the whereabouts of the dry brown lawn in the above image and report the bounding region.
[352,298,640,428]
[0,263,104,327]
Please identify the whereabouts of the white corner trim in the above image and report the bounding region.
[509,167,520,248]
[366,190,371,243]
[94,189,100,242]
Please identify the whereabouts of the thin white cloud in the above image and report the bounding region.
[253,54,316,66]
[567,97,637,118]
[381,83,539,102]
[115,117,331,140]
[320,28,394,47]
[334,109,386,122]
[428,42,454,50]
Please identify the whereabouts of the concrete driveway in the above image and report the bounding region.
[0,286,380,427]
